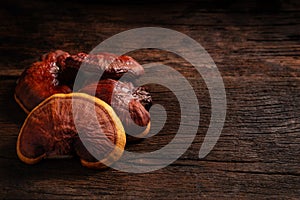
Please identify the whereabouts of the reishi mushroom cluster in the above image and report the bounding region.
[15,50,152,169]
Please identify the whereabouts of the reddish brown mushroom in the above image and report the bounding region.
[16,93,126,169]
[63,52,144,79]
[79,79,151,138]
[14,50,72,113]
[15,50,147,114]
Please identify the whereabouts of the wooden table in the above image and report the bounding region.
[1,0,300,199]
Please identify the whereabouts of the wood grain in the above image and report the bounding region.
[1,0,300,199]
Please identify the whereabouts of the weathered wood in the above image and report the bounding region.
[1,0,300,199]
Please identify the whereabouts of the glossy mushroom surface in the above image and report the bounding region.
[79,79,151,138]
[17,93,126,169]
[15,50,72,113]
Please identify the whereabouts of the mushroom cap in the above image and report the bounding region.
[79,79,151,138]
[63,52,145,80]
[16,93,126,169]
[15,51,72,113]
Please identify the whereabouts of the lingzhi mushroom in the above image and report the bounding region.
[15,50,152,169]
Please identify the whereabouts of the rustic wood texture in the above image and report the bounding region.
[1,0,300,199]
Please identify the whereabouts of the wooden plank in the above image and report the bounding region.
[1,75,300,198]
[1,0,300,199]
[1,1,300,74]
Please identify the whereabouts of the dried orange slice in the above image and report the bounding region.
[16,93,126,169]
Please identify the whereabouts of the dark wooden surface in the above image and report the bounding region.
[1,0,300,199]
